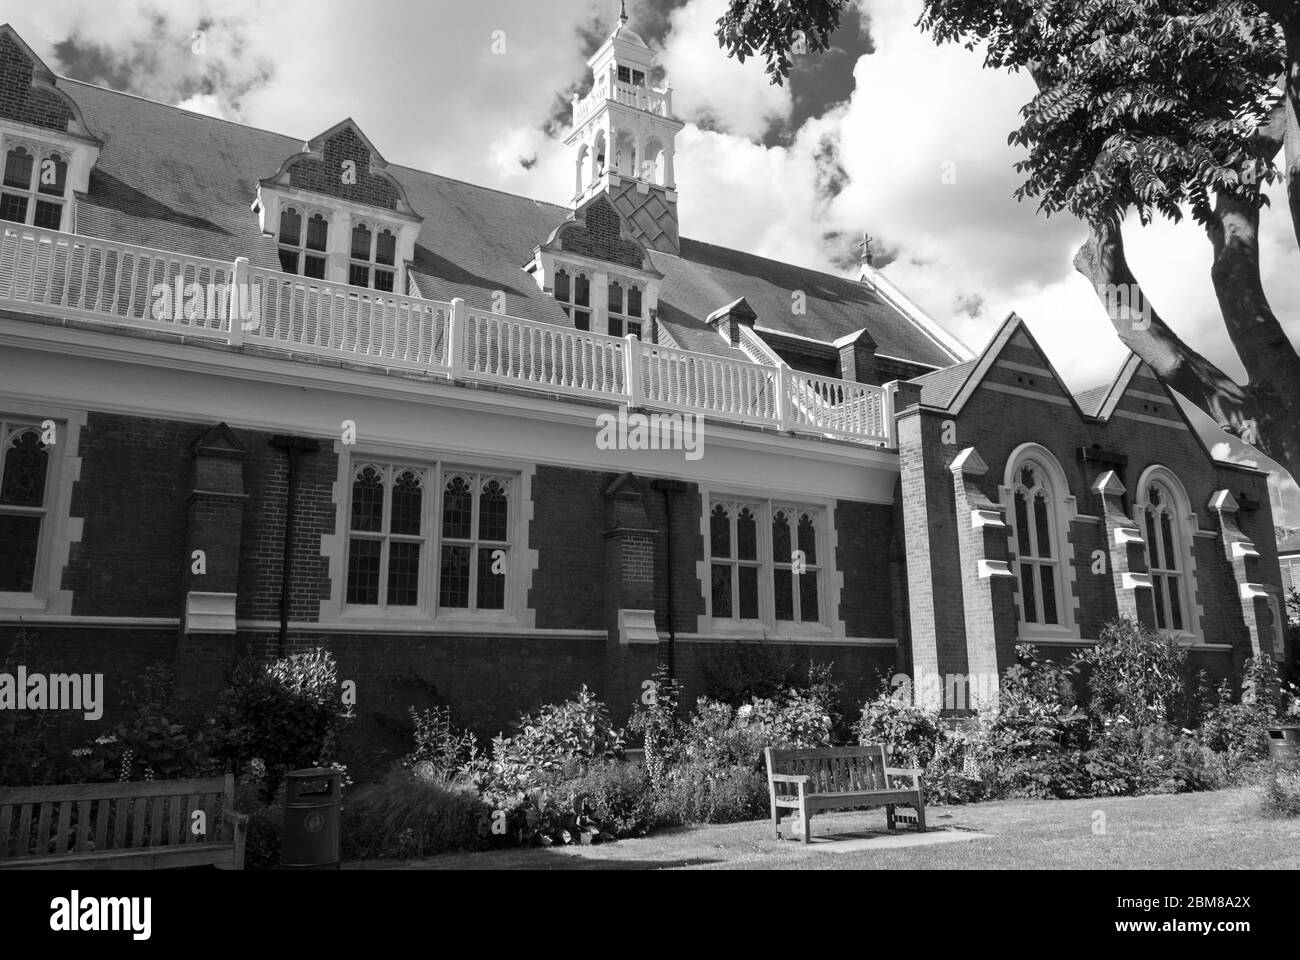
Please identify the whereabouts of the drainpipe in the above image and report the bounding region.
[268,436,321,657]
[651,479,689,679]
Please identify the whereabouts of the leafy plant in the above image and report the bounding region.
[401,705,478,784]
[215,648,354,802]
[1077,619,1188,728]
[341,769,490,859]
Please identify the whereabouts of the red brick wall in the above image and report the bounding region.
[64,413,193,617]
[287,127,401,210]
[557,195,645,270]
[0,34,76,132]
[834,500,896,638]
[528,465,610,630]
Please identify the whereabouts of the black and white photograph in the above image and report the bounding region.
[0,0,1296,938]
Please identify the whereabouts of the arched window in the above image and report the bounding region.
[710,500,761,619]
[606,280,643,339]
[277,207,328,279]
[1007,454,1069,628]
[349,222,397,292]
[552,266,590,331]
[345,464,426,608]
[439,473,510,612]
[0,423,52,594]
[1136,468,1197,636]
[1,146,67,229]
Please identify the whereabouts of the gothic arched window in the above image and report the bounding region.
[277,207,329,279]
[1136,468,1197,637]
[1009,457,1066,627]
[0,423,52,594]
[1,145,67,229]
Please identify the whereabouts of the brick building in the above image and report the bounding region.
[0,18,1290,744]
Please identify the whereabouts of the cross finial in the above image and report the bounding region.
[860,232,874,265]
[619,0,628,25]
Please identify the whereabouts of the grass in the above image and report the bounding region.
[345,786,1300,870]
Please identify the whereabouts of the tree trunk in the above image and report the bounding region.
[1259,3,1300,251]
[1073,221,1251,429]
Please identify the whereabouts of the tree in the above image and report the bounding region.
[716,0,1300,491]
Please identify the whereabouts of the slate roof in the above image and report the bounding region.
[61,79,962,369]
[1071,384,1111,418]
[911,359,977,408]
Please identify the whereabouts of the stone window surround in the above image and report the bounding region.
[0,402,83,618]
[253,183,420,294]
[1134,463,1205,646]
[697,486,841,639]
[1000,442,1081,643]
[320,444,537,631]
[532,249,660,340]
[0,123,100,233]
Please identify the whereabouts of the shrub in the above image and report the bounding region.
[69,662,218,783]
[216,648,354,801]
[556,762,653,839]
[626,664,684,790]
[234,781,285,870]
[0,626,78,786]
[341,769,489,859]
[1078,618,1187,728]
[489,685,624,777]
[650,760,769,825]
[401,705,478,784]
[1258,767,1300,818]
[854,688,943,769]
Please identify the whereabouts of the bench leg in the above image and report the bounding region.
[885,804,896,831]
[913,799,926,833]
[799,802,812,844]
[771,801,782,840]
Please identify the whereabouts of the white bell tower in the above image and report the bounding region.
[564,2,685,254]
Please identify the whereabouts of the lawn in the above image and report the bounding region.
[345,786,1300,870]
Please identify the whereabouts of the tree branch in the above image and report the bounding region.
[1072,220,1252,433]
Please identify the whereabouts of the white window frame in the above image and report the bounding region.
[705,495,829,632]
[347,220,399,292]
[0,138,70,231]
[276,205,332,280]
[343,462,429,613]
[1135,464,1203,644]
[333,453,524,626]
[606,277,645,339]
[1002,443,1079,641]
[552,264,592,331]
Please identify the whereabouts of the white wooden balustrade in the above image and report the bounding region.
[0,225,895,446]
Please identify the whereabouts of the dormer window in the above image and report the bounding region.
[277,207,329,279]
[1,145,68,229]
[607,279,643,339]
[554,267,591,331]
[349,222,397,292]
[617,66,630,83]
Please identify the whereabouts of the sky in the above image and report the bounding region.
[9,0,1300,524]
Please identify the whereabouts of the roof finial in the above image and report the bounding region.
[860,232,874,266]
[619,0,629,26]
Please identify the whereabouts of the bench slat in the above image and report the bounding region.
[17,804,35,858]
[203,795,217,844]
[31,803,47,857]
[0,843,236,871]
[112,798,129,851]
[0,803,12,857]
[74,800,91,852]
[54,802,71,856]
[0,776,235,806]
[93,798,110,852]
[149,797,164,847]
[132,795,147,848]
[168,795,182,845]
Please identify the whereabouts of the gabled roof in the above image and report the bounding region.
[50,72,962,369]
[912,359,977,408]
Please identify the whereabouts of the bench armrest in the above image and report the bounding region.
[885,766,923,787]
[768,774,811,785]
[223,809,250,828]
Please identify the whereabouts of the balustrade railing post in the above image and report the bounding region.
[775,364,790,431]
[448,297,467,380]
[624,334,643,408]
[228,256,248,347]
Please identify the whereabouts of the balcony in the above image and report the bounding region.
[573,75,672,126]
[0,224,896,446]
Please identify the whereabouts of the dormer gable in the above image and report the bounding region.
[0,25,102,234]
[944,313,1084,417]
[252,118,422,293]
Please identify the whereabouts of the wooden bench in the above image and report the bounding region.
[0,774,247,870]
[765,745,926,843]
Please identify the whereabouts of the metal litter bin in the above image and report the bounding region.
[1267,726,1300,771]
[281,767,341,869]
